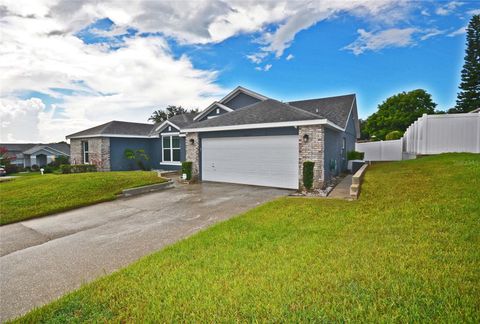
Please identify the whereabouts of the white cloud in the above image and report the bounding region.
[344,28,418,55]
[468,9,480,15]
[255,64,272,72]
[435,1,464,16]
[246,52,268,64]
[344,27,446,55]
[0,7,224,142]
[448,26,467,37]
[420,28,445,41]
[286,54,294,61]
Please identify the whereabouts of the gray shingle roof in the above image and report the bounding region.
[0,143,70,155]
[24,143,70,155]
[288,94,355,128]
[0,143,37,152]
[66,121,154,138]
[149,113,198,135]
[186,99,322,129]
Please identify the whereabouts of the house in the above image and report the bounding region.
[67,86,360,190]
[0,143,70,167]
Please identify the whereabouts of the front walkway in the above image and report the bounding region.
[0,182,291,322]
[328,175,352,199]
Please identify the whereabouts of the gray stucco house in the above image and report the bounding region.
[0,142,70,167]
[66,86,359,190]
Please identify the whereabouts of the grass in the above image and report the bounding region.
[14,154,480,322]
[0,171,166,225]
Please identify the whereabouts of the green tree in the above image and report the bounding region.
[385,130,403,140]
[124,148,150,170]
[363,89,436,140]
[148,106,198,123]
[451,15,480,113]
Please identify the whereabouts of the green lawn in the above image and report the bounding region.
[15,154,480,322]
[0,171,166,225]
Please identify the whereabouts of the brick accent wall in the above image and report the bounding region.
[69,137,111,171]
[185,132,200,181]
[299,125,324,189]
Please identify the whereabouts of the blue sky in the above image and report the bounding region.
[1,0,478,142]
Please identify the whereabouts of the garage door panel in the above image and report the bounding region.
[201,135,298,189]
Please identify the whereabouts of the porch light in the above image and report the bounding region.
[189,138,195,145]
[303,134,309,143]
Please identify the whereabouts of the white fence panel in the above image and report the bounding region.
[404,113,480,154]
[356,139,403,161]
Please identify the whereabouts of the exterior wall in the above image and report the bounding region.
[323,111,357,182]
[70,139,83,165]
[109,137,161,171]
[70,138,110,171]
[185,133,200,180]
[299,125,324,189]
[223,92,261,109]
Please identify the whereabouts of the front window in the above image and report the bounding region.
[163,136,180,163]
[82,141,89,163]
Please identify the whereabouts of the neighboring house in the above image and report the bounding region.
[67,86,360,189]
[0,143,70,167]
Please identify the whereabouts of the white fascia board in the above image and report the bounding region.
[154,120,181,133]
[160,132,180,136]
[219,86,269,104]
[193,102,233,121]
[67,134,152,139]
[183,119,344,133]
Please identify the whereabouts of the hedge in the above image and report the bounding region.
[181,161,193,180]
[60,164,97,174]
[347,151,365,160]
[303,161,315,190]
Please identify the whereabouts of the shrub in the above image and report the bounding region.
[303,161,315,190]
[385,130,403,140]
[347,151,365,160]
[60,164,97,174]
[49,155,70,168]
[4,164,18,174]
[182,161,193,180]
[31,164,39,171]
[43,165,55,174]
[124,148,150,171]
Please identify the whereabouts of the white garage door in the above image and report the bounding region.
[201,135,299,189]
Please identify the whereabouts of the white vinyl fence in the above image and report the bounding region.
[403,113,480,154]
[356,139,403,161]
[356,112,480,161]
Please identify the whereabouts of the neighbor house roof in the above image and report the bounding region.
[183,99,338,132]
[66,121,154,139]
[0,143,38,152]
[23,142,70,156]
[288,94,356,129]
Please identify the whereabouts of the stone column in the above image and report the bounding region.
[298,125,324,190]
[185,132,200,181]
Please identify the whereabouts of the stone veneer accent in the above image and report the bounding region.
[185,132,200,181]
[70,138,111,171]
[298,125,324,189]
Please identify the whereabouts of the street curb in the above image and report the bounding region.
[121,179,174,197]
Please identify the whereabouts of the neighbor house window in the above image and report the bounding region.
[162,136,180,163]
[82,141,89,163]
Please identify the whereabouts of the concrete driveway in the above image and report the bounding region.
[0,182,291,322]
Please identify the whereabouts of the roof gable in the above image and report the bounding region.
[193,102,233,121]
[219,86,268,108]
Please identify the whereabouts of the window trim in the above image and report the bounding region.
[161,135,181,164]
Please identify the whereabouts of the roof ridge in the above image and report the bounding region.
[269,98,326,119]
[288,93,356,104]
